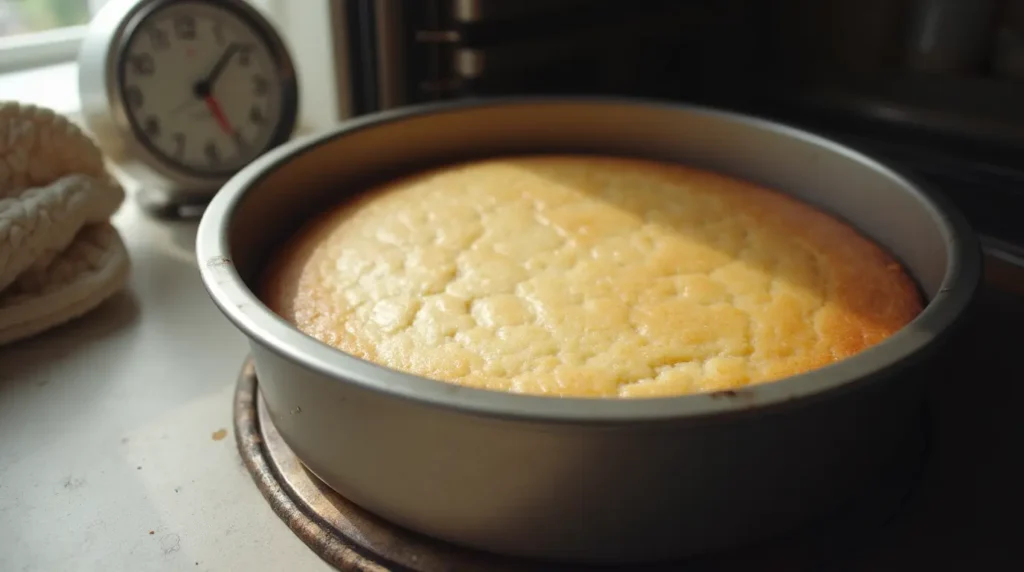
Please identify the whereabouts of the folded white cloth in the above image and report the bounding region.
[0,102,130,345]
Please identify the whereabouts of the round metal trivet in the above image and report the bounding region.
[234,358,930,572]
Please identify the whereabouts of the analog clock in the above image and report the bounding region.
[78,0,298,213]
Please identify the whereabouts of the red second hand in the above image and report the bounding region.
[203,95,234,135]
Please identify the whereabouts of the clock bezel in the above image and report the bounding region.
[78,0,299,196]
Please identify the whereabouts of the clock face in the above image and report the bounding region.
[117,0,288,177]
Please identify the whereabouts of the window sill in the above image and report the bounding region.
[0,62,83,124]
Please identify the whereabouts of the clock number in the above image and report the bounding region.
[129,53,155,76]
[213,23,225,45]
[172,133,186,158]
[204,140,220,165]
[238,45,252,67]
[252,75,268,96]
[174,15,196,40]
[148,27,169,50]
[249,106,264,125]
[124,85,144,109]
[143,116,160,137]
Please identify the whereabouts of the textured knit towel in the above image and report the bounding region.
[0,102,130,345]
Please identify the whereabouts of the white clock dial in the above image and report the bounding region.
[118,1,285,175]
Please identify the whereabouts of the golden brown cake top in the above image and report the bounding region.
[262,156,923,398]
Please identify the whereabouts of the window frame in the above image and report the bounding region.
[0,25,87,73]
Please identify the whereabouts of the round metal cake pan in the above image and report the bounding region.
[197,97,980,564]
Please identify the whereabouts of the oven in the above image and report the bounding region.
[316,1,1024,569]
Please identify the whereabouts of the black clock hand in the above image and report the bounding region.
[194,42,240,97]
[207,42,240,85]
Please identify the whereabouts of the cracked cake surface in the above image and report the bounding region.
[261,155,923,398]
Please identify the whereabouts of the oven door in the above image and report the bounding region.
[329,0,760,115]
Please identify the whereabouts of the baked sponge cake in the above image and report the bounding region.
[261,156,923,398]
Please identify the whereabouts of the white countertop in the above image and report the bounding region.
[0,201,332,571]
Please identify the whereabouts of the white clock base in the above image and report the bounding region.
[134,185,213,220]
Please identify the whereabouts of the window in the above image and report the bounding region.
[0,0,109,72]
[0,0,335,133]
[0,0,281,73]
[0,0,102,35]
